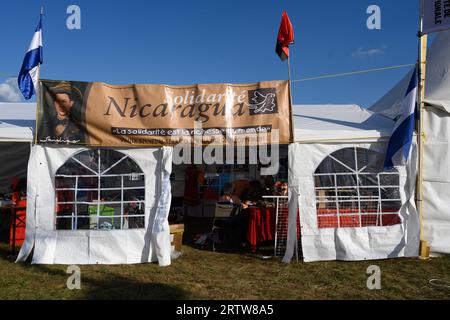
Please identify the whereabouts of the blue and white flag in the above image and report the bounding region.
[18,13,43,100]
[384,68,418,168]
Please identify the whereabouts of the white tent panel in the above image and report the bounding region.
[422,106,450,254]
[423,31,450,113]
[421,31,450,254]
[293,104,394,142]
[0,127,33,142]
[284,141,419,263]
[17,145,173,265]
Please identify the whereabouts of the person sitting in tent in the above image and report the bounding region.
[214,183,250,249]
[218,183,248,209]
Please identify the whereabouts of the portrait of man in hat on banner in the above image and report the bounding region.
[38,81,87,144]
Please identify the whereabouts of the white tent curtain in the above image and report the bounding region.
[16,145,173,266]
[422,105,450,254]
[420,30,450,255]
[284,140,419,262]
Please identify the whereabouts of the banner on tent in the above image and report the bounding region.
[422,0,450,34]
[36,79,292,147]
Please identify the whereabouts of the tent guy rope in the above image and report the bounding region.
[291,63,415,83]
[1,63,415,84]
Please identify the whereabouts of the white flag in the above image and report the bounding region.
[422,0,450,34]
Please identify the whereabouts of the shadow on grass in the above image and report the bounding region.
[30,263,190,300]
[0,244,189,300]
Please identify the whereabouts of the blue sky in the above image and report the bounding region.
[0,0,421,107]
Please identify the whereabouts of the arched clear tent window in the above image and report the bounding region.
[313,147,402,229]
[54,149,145,231]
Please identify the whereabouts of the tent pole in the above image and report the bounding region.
[417,0,429,259]
[34,64,41,145]
[34,6,43,145]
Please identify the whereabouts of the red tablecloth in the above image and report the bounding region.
[246,207,276,252]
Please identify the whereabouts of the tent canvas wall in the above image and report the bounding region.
[16,145,174,265]
[370,30,450,255]
[284,105,420,262]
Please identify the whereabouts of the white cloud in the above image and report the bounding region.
[352,46,385,59]
[0,78,22,102]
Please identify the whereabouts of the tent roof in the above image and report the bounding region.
[0,102,393,143]
[0,102,36,142]
[292,104,394,143]
[370,30,450,117]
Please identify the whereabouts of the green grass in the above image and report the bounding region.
[0,243,449,300]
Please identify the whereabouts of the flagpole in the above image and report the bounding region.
[287,56,292,86]
[287,54,294,138]
[417,0,429,259]
[34,6,43,145]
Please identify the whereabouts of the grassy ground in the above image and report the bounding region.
[0,241,450,300]
[1,216,449,300]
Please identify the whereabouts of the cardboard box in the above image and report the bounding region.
[170,223,184,252]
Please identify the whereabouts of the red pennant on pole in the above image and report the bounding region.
[275,11,294,61]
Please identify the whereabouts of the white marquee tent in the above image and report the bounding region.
[0,102,422,264]
[370,30,450,256]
